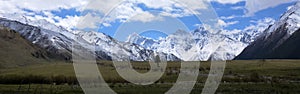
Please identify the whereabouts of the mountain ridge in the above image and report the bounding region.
[0,17,180,61]
[235,1,300,60]
[126,26,266,61]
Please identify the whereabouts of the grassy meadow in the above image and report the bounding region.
[1,60,300,93]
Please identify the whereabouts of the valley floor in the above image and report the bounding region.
[1,60,300,93]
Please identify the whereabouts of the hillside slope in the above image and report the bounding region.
[235,2,300,59]
[0,26,50,68]
[270,29,300,59]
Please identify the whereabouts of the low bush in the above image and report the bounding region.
[0,74,78,85]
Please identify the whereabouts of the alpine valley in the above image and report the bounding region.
[0,1,300,61]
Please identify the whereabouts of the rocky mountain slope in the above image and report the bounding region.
[235,2,300,59]
[0,18,74,61]
[2,2,292,61]
[0,25,50,68]
[0,17,179,61]
[127,26,266,61]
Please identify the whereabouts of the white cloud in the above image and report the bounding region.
[210,0,297,17]
[99,1,164,26]
[231,6,244,10]
[220,15,242,20]
[227,21,239,26]
[160,10,191,18]
[83,0,122,14]
[102,23,112,27]
[218,19,239,27]
[134,0,208,11]
[245,17,275,31]
[245,0,296,16]
[77,13,101,29]
[95,0,212,28]
[198,19,239,33]
[1,0,290,31]
[134,0,175,9]
[220,17,275,36]
[128,12,163,23]
[0,0,217,29]
[218,20,227,27]
[0,0,89,30]
[57,16,81,29]
[220,29,242,35]
[177,0,208,10]
[0,0,87,13]
[210,0,245,4]
[193,24,202,27]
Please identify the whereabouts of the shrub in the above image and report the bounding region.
[0,74,78,84]
[249,72,261,82]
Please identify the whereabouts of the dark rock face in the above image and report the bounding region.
[235,2,300,60]
[236,28,300,59]
[235,24,289,59]
[270,29,300,59]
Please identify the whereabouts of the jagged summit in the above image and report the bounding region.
[126,26,260,61]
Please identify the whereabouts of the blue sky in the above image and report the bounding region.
[96,1,296,41]
[212,1,295,30]
[0,0,297,41]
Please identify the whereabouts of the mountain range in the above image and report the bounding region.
[127,26,268,61]
[0,17,180,61]
[0,1,299,61]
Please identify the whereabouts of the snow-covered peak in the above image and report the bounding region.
[268,1,300,35]
[0,13,71,34]
[0,17,181,61]
[172,29,190,36]
[235,1,300,60]
[193,26,208,33]
[125,23,270,61]
[128,34,158,49]
[0,13,29,24]
[126,32,144,43]
[285,2,300,34]
[77,31,113,44]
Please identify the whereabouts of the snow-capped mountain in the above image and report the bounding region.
[77,31,180,61]
[126,26,267,61]
[0,5,284,61]
[127,32,158,49]
[235,1,300,59]
[0,16,180,61]
[0,18,74,60]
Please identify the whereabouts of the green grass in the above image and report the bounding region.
[0,84,83,94]
[1,83,300,94]
[0,62,75,77]
[1,60,300,93]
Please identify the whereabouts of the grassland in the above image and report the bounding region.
[1,60,300,93]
